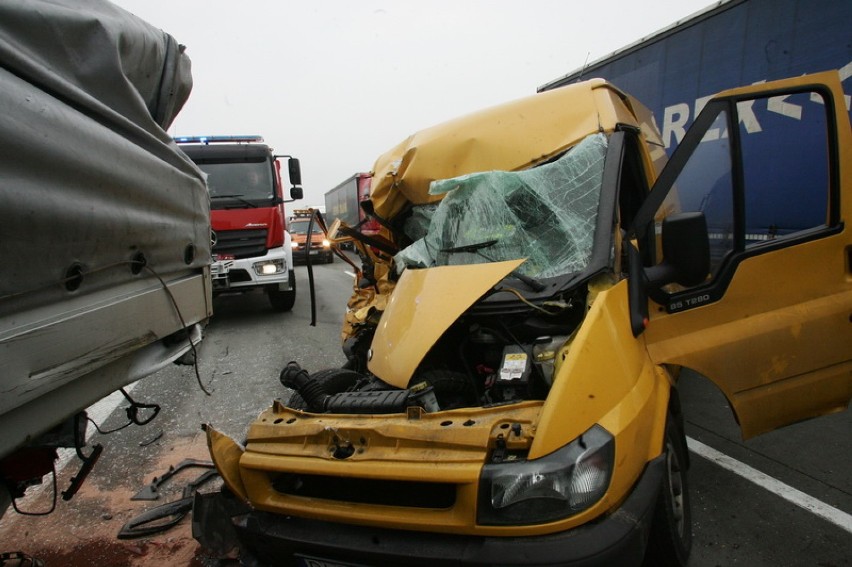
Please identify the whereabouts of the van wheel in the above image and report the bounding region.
[267,280,296,312]
[285,368,362,410]
[644,414,692,566]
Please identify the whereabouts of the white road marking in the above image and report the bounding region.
[687,436,852,535]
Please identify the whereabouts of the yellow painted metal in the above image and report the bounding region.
[534,278,663,457]
[205,425,248,501]
[235,402,634,536]
[533,278,670,508]
[207,72,852,540]
[230,277,672,536]
[369,80,651,221]
[645,72,852,438]
[368,259,525,388]
[210,79,672,536]
[245,401,541,465]
[646,236,852,437]
[238,403,541,534]
[341,79,656,344]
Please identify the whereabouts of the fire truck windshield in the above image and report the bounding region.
[199,161,274,201]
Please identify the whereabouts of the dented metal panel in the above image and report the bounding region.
[0,0,210,458]
[368,259,524,388]
[370,80,632,221]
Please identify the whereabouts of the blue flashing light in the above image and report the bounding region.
[174,135,264,145]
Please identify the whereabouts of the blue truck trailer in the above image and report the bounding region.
[540,0,851,241]
[540,0,851,146]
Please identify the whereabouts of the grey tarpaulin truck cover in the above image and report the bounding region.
[0,0,212,467]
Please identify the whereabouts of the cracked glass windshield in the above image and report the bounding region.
[395,133,607,278]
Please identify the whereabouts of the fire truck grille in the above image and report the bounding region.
[271,472,456,509]
[213,229,267,259]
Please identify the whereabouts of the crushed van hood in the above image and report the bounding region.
[368,259,525,388]
[341,80,663,342]
[368,80,665,223]
[369,81,605,221]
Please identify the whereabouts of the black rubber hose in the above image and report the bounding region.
[279,362,330,412]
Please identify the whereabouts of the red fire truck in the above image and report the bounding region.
[177,136,303,311]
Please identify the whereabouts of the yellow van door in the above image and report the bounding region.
[635,72,852,439]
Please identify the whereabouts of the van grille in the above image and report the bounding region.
[271,473,456,509]
[213,229,267,259]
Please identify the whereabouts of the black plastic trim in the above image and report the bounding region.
[221,456,666,567]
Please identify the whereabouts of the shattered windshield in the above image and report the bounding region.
[395,133,608,278]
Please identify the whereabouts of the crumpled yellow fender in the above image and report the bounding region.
[204,424,248,502]
[368,259,525,388]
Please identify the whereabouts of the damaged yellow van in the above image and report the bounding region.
[196,72,852,566]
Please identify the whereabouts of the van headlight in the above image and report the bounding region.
[477,425,614,525]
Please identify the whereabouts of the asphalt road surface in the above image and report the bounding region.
[1,253,849,566]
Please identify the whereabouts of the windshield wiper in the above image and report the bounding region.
[210,194,257,208]
[441,240,545,292]
[440,240,498,254]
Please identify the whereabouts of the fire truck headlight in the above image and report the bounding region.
[253,259,285,276]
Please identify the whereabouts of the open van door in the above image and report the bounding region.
[631,71,852,439]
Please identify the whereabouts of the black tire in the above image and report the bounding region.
[644,413,692,566]
[286,368,362,410]
[267,278,296,312]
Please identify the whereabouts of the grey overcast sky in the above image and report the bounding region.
[111,0,713,206]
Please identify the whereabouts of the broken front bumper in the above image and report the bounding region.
[193,455,664,567]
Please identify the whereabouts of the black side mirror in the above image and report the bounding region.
[290,186,304,200]
[288,158,302,187]
[646,212,710,288]
[626,212,710,337]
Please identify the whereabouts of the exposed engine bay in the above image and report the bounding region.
[282,133,610,415]
[282,267,593,415]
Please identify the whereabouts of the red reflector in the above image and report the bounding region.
[215,253,235,261]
